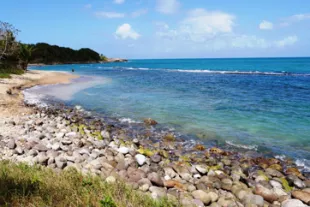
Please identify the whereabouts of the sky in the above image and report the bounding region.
[1,0,310,59]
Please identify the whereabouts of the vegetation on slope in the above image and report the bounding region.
[28,43,101,64]
[0,21,102,78]
[0,160,174,207]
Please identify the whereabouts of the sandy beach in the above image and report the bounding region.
[0,70,78,117]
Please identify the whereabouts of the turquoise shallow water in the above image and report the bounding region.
[29,58,310,169]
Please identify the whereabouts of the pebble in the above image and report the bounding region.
[1,108,310,207]
[135,154,146,166]
[118,147,129,154]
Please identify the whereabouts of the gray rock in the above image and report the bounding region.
[79,148,90,155]
[15,146,24,155]
[51,143,60,151]
[106,176,116,184]
[7,139,16,149]
[208,192,219,202]
[61,139,72,145]
[149,186,167,199]
[37,153,49,165]
[196,165,208,175]
[127,168,146,183]
[148,172,164,187]
[48,157,55,165]
[56,132,65,139]
[101,130,110,139]
[164,167,177,178]
[150,154,161,163]
[282,199,308,207]
[33,144,48,152]
[192,190,211,205]
[28,149,38,156]
[244,194,264,207]
[139,183,149,192]
[55,156,66,169]
[270,180,283,189]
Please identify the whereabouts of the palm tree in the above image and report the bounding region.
[19,44,33,70]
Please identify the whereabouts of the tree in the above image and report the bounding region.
[19,44,34,70]
[0,21,19,62]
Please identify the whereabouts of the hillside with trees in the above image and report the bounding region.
[28,43,101,65]
[0,21,101,77]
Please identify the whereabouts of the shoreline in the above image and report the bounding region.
[1,72,310,206]
[0,70,78,118]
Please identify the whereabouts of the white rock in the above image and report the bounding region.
[195,165,208,174]
[52,143,61,151]
[135,154,146,166]
[56,132,65,139]
[106,176,116,184]
[118,147,129,154]
[282,199,308,207]
[66,132,77,138]
[164,175,171,180]
[101,130,110,139]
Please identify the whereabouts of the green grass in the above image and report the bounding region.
[0,68,24,79]
[0,160,175,207]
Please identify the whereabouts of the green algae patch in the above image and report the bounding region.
[78,124,86,136]
[257,170,269,181]
[280,177,293,192]
[137,147,156,157]
[92,131,103,140]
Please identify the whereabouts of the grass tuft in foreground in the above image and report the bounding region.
[0,68,24,79]
[0,160,175,207]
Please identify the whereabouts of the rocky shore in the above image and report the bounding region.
[0,103,310,207]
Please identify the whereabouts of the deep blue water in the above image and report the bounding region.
[29,58,310,169]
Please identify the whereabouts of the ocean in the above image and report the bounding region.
[27,57,310,170]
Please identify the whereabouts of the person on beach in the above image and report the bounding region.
[72,69,75,72]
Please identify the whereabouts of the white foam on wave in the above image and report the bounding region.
[23,87,48,107]
[109,66,309,76]
[25,76,110,102]
[275,155,286,161]
[119,118,139,124]
[225,140,258,150]
[295,159,310,171]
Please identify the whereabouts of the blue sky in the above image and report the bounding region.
[1,0,310,58]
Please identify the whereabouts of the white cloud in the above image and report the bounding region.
[156,9,235,42]
[230,35,269,49]
[95,11,125,18]
[275,36,298,47]
[84,4,92,9]
[115,23,140,40]
[156,0,180,14]
[131,9,148,18]
[259,20,273,30]
[114,0,125,4]
[281,13,310,26]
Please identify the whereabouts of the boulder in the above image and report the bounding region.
[254,184,279,203]
[7,139,16,149]
[292,190,310,205]
[282,199,308,207]
[143,118,158,126]
[148,172,164,187]
[33,144,48,152]
[192,190,211,205]
[149,186,167,199]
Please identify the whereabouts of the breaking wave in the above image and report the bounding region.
[97,66,310,76]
